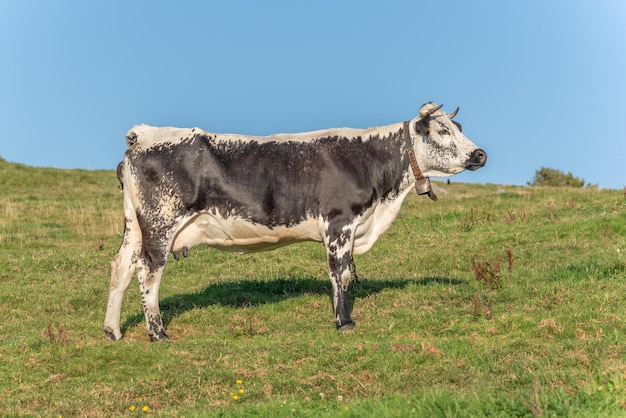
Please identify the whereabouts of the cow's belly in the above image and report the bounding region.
[172,213,324,254]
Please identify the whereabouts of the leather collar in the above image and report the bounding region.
[403,121,438,202]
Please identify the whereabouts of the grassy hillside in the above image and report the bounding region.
[1,159,625,416]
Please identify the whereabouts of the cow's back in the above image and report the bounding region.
[124,124,407,231]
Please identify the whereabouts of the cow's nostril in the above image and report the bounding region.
[465,149,487,170]
[474,149,487,164]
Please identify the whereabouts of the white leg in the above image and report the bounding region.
[104,214,141,341]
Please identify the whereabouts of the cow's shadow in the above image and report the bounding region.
[120,276,467,333]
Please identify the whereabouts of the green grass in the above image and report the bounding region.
[1,159,625,416]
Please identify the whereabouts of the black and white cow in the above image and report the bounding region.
[104,103,486,341]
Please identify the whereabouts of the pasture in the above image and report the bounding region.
[1,158,625,416]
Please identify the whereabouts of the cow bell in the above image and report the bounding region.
[415,177,438,202]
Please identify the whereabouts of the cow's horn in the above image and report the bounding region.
[420,103,444,117]
[448,107,459,119]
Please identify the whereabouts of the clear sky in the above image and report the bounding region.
[1,1,624,188]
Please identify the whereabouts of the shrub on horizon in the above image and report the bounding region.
[528,167,588,188]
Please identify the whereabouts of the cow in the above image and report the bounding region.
[104,102,487,341]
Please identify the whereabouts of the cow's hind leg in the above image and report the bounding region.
[325,225,356,331]
[104,217,141,341]
[136,257,169,341]
[135,224,182,341]
[135,210,188,340]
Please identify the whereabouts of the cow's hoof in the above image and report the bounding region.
[104,326,122,341]
[148,329,169,342]
[337,321,356,332]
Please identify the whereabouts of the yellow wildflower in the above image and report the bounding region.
[236,379,243,385]
[239,388,245,394]
[232,395,240,401]
[142,406,150,412]
[129,405,136,412]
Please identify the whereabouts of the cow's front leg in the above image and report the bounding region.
[325,226,356,331]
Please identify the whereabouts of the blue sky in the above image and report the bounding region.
[1,1,625,188]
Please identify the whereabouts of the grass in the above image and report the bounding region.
[1,158,625,416]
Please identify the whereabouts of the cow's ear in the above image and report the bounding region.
[414,118,429,135]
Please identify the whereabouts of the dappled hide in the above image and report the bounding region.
[104,103,487,341]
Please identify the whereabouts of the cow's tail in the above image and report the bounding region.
[116,161,124,189]
[120,154,142,238]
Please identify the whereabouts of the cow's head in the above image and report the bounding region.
[410,102,487,177]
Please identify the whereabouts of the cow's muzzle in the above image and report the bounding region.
[465,149,487,171]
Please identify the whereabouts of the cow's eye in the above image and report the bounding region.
[437,129,449,136]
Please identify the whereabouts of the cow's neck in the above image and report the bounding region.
[402,121,438,202]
